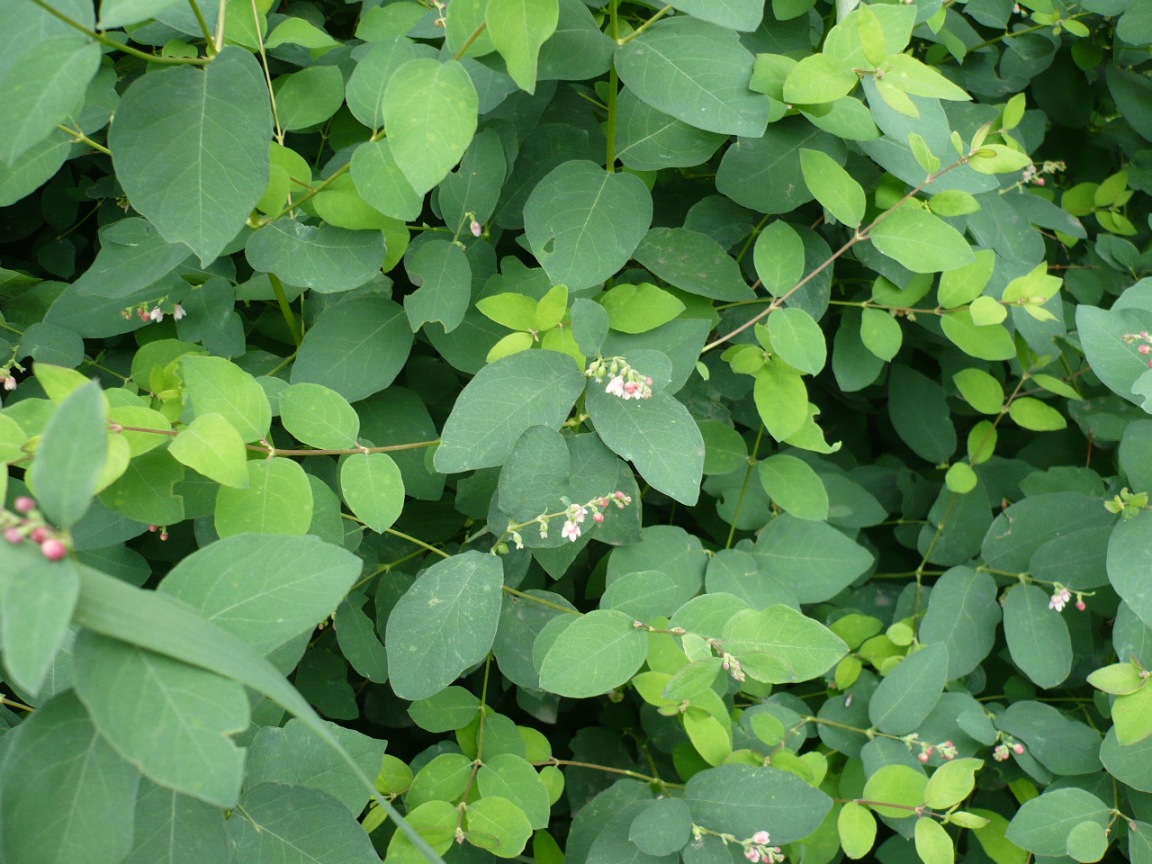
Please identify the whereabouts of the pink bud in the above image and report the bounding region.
[645,377,653,386]
[1139,345,1150,355]
[918,752,930,763]
[4,528,23,544]
[752,832,771,846]
[745,849,761,863]
[1076,599,1086,611]
[40,539,67,561]
[1034,177,1045,186]
[30,527,49,544]
[1013,743,1025,755]
[149,525,158,532]
[159,531,169,541]
[470,219,482,237]
[14,496,35,514]
[593,512,604,523]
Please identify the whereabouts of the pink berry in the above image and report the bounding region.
[4,528,23,544]
[593,512,605,523]
[1140,345,1151,355]
[40,539,67,561]
[918,752,930,763]
[1013,743,1025,755]
[149,524,158,532]
[1076,599,1086,611]
[14,496,35,514]
[30,527,49,544]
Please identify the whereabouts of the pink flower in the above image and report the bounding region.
[605,376,626,397]
[745,849,761,863]
[752,832,771,846]
[561,520,581,542]
[1049,587,1071,612]
[172,304,186,321]
[993,744,1009,761]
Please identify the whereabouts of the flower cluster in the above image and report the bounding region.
[585,356,654,401]
[1019,159,1065,188]
[993,741,1026,762]
[2,497,69,561]
[743,831,785,863]
[1123,331,1152,368]
[121,302,185,323]
[506,491,633,550]
[1048,582,1087,613]
[916,739,959,763]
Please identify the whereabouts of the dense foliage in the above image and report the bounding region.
[3,0,1152,862]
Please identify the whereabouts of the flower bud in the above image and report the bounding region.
[918,752,930,763]
[30,527,49,544]
[40,539,67,561]
[1076,599,1086,611]
[14,496,35,514]
[4,528,23,544]
[1012,742,1025,755]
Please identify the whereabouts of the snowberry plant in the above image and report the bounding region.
[2,0,1152,863]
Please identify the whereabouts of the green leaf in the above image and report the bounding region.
[73,631,247,806]
[614,17,771,137]
[879,54,971,101]
[404,239,472,333]
[1006,789,1109,858]
[754,359,809,442]
[486,0,559,94]
[869,643,948,734]
[632,227,754,301]
[1109,514,1152,632]
[1004,584,1072,688]
[477,754,551,829]
[279,383,360,450]
[28,378,106,529]
[1114,685,1152,744]
[585,387,704,506]
[668,0,764,30]
[409,686,481,733]
[768,307,827,375]
[630,797,693,856]
[435,350,586,473]
[600,283,685,334]
[1008,397,1067,431]
[860,307,903,361]
[182,355,272,443]
[954,368,1004,414]
[290,297,413,403]
[754,220,806,297]
[919,567,1000,678]
[746,515,873,603]
[722,605,848,683]
[98,449,185,526]
[228,783,380,863]
[214,457,313,537]
[1,557,80,696]
[350,139,424,221]
[938,249,995,308]
[159,533,360,655]
[538,609,647,697]
[615,88,727,172]
[869,206,974,273]
[465,796,534,858]
[783,54,858,105]
[968,145,1033,175]
[385,551,504,701]
[334,598,389,683]
[915,816,955,864]
[800,148,867,227]
[340,452,405,533]
[839,801,877,859]
[1088,662,1146,695]
[685,764,832,843]
[245,220,385,295]
[123,780,231,864]
[109,47,271,264]
[0,691,140,864]
[382,58,478,195]
[524,160,652,291]
[273,66,344,132]
[888,364,956,463]
[168,413,249,488]
[757,453,829,521]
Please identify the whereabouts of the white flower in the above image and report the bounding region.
[470,219,482,237]
[561,520,581,542]
[605,375,626,397]
[172,303,186,320]
[1049,587,1071,612]
[148,307,164,322]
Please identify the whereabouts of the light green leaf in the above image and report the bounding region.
[486,0,559,93]
[1008,397,1067,431]
[477,754,551,829]
[182,355,271,443]
[409,687,481,733]
[385,551,504,701]
[868,643,948,734]
[954,368,1004,414]
[600,283,685,334]
[1107,514,1152,631]
[29,378,106,529]
[754,220,806,297]
[938,249,996,308]
[721,605,848,683]
[757,454,829,521]
[538,609,647,697]
[668,0,764,30]
[754,359,809,442]
[167,414,249,489]
[290,297,413,403]
[383,58,478,195]
[924,758,983,809]
[0,691,140,864]
[915,816,954,864]
[1,558,80,696]
[839,801,877,859]
[340,452,405,533]
[524,160,652,291]
[800,148,867,227]
[350,139,424,221]
[879,54,971,101]
[159,533,360,655]
[767,307,827,375]
[869,206,974,273]
[214,458,313,538]
[465,796,534,858]
[98,449,185,526]
[109,48,271,264]
[968,145,1033,175]
[614,17,772,137]
[435,350,586,473]
[862,765,926,818]
[585,387,704,506]
[73,632,248,806]
[783,54,858,105]
[860,307,902,361]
